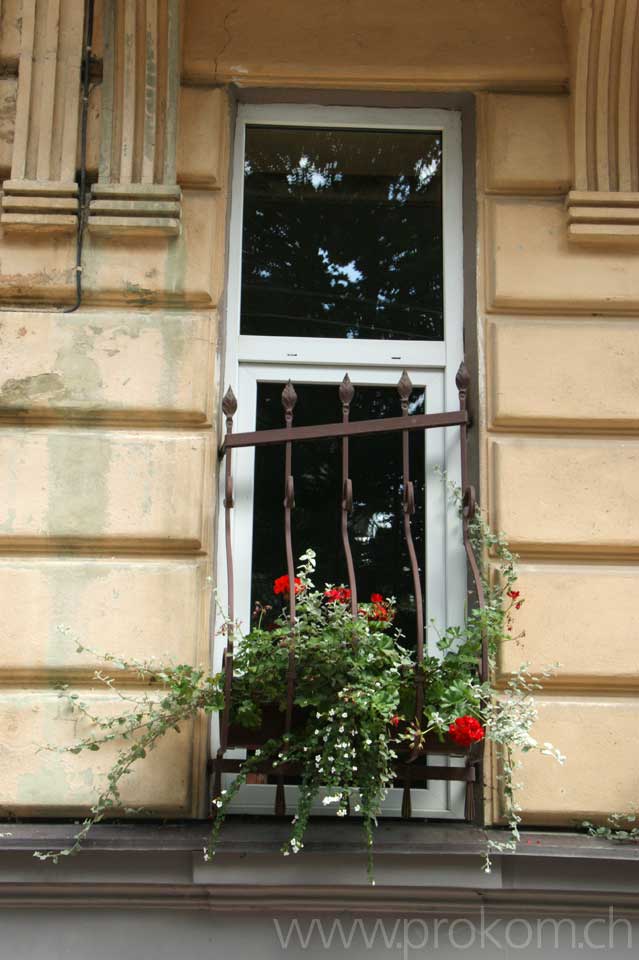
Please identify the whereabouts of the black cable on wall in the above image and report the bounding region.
[65,0,95,314]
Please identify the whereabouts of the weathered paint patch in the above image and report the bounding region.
[47,431,111,536]
[0,373,66,405]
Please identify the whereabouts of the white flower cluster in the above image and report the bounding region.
[283,838,304,856]
[541,741,566,764]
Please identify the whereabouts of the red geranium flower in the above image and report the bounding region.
[390,714,401,728]
[273,575,302,597]
[448,715,485,747]
[324,587,352,604]
[370,593,384,603]
[368,601,392,622]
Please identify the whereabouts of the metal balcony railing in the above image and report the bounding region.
[211,363,486,822]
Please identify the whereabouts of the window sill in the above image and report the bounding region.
[0,818,636,861]
[0,821,638,908]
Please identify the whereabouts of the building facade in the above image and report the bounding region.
[0,0,638,955]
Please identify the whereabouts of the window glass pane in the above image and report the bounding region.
[241,126,443,341]
[250,382,425,647]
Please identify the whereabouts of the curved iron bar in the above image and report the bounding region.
[455,362,487,682]
[397,372,426,772]
[213,386,238,806]
[339,375,358,619]
[278,380,298,815]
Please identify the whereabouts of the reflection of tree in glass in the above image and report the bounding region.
[241,127,443,341]
[251,384,426,649]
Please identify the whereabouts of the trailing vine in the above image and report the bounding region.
[583,814,639,843]
[36,489,564,880]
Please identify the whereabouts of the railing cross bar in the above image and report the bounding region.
[219,409,468,457]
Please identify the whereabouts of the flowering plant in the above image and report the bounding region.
[449,715,485,747]
[38,488,564,879]
[273,574,302,597]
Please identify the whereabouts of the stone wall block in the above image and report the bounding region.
[0,690,199,815]
[490,437,639,554]
[0,309,216,423]
[83,189,224,306]
[480,93,572,195]
[512,697,639,822]
[0,429,209,547]
[177,87,229,190]
[496,562,639,685]
[486,198,639,311]
[487,317,639,430]
[0,557,210,677]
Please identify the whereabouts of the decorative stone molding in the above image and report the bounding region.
[563,0,639,244]
[88,0,182,238]
[0,0,84,232]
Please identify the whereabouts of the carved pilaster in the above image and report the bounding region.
[88,0,181,237]
[564,0,639,244]
[0,0,84,232]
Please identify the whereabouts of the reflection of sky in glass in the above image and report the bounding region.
[240,126,444,341]
[317,246,364,286]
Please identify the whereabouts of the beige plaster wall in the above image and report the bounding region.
[478,93,639,824]
[1,0,635,828]
[0,1,232,816]
[182,0,569,90]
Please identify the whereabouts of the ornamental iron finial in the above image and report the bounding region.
[222,385,237,420]
[282,380,298,430]
[339,373,355,410]
[397,369,413,408]
[281,379,298,415]
[455,361,470,394]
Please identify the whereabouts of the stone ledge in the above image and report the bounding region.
[87,216,181,238]
[0,213,77,232]
[1,179,79,232]
[88,184,182,238]
[0,821,636,861]
[2,823,638,903]
[566,191,639,246]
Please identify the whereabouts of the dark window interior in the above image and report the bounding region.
[241,125,444,341]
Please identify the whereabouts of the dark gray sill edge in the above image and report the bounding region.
[0,820,637,861]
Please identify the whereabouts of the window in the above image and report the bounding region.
[216,104,467,817]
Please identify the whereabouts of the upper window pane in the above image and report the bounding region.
[240,126,443,341]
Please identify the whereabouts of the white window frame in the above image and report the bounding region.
[214,103,467,818]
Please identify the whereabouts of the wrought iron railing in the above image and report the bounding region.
[211,362,486,821]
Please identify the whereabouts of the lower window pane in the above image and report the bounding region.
[250,382,426,648]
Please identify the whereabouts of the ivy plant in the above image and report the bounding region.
[36,491,565,880]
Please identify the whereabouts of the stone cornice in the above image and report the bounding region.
[0,883,638,915]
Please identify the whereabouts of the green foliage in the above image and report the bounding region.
[34,653,223,863]
[583,813,639,843]
[37,488,565,880]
